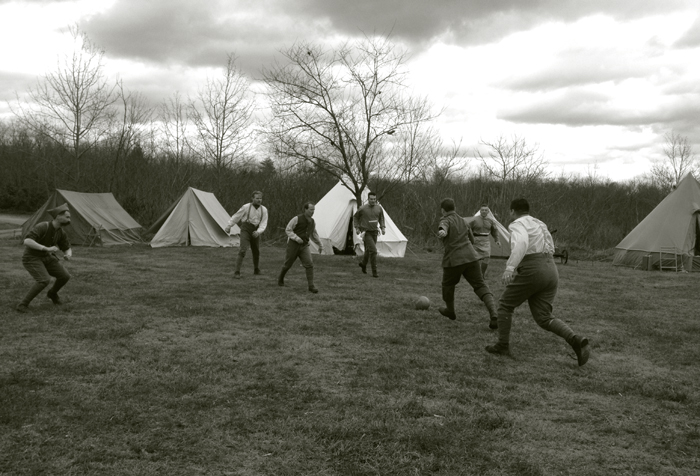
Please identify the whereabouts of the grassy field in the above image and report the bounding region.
[1,238,699,475]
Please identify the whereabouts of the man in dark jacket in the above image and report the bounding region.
[438,198,499,329]
[278,202,323,293]
[16,204,73,313]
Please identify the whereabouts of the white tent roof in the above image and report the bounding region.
[149,188,240,248]
[309,180,407,258]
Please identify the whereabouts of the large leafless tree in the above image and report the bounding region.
[11,27,117,180]
[262,36,436,202]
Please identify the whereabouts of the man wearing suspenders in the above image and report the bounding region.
[225,191,268,279]
[16,203,73,312]
[485,198,591,366]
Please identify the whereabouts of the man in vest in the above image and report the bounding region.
[437,198,499,329]
[469,204,501,278]
[485,198,591,366]
[353,192,386,278]
[225,191,268,279]
[16,203,73,313]
[277,202,323,293]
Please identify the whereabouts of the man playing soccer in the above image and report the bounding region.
[485,198,591,366]
[277,202,323,293]
[16,203,73,313]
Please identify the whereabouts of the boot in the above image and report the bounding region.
[482,293,499,329]
[485,342,511,356]
[439,286,457,320]
[234,254,244,278]
[278,267,289,286]
[306,267,318,293]
[568,335,590,367]
[370,253,378,278]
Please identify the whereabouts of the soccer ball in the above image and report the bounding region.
[414,296,430,310]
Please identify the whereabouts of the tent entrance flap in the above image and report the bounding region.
[333,212,356,255]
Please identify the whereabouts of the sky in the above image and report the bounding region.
[1,0,699,182]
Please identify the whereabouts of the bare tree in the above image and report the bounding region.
[262,36,436,202]
[159,91,192,164]
[650,131,697,190]
[189,53,255,192]
[105,81,153,190]
[11,26,117,181]
[476,134,549,206]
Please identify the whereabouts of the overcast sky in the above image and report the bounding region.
[1,0,699,181]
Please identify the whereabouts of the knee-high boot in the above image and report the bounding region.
[482,293,499,329]
[305,267,318,293]
[278,267,290,286]
[439,285,457,320]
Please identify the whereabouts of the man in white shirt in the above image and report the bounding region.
[485,198,591,366]
[225,191,268,279]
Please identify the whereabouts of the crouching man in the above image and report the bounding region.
[16,204,73,313]
[278,202,323,293]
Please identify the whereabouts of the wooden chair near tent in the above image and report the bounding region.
[82,225,102,247]
[659,246,682,272]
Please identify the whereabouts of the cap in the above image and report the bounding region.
[48,203,69,218]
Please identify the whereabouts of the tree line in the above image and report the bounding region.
[1,29,696,254]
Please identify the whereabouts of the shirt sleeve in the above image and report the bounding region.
[285,216,299,240]
[438,217,449,235]
[26,222,48,243]
[505,221,528,272]
[228,205,246,227]
[489,219,499,240]
[378,207,386,229]
[257,206,268,234]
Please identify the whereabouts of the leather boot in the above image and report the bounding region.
[306,267,318,293]
[482,293,499,329]
[278,267,289,286]
[439,286,456,320]
[568,335,591,366]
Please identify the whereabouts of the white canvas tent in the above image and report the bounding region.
[309,180,408,258]
[148,187,240,248]
[613,173,700,271]
[21,190,143,246]
[466,209,511,259]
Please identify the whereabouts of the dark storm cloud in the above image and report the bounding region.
[292,0,692,45]
[80,0,695,73]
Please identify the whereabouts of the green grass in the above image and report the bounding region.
[1,240,699,475]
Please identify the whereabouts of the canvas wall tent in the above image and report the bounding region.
[309,180,408,258]
[21,190,143,246]
[613,173,700,271]
[148,187,240,248]
[466,209,511,259]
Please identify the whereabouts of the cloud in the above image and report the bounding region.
[674,13,700,47]
[499,47,656,92]
[500,88,700,129]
